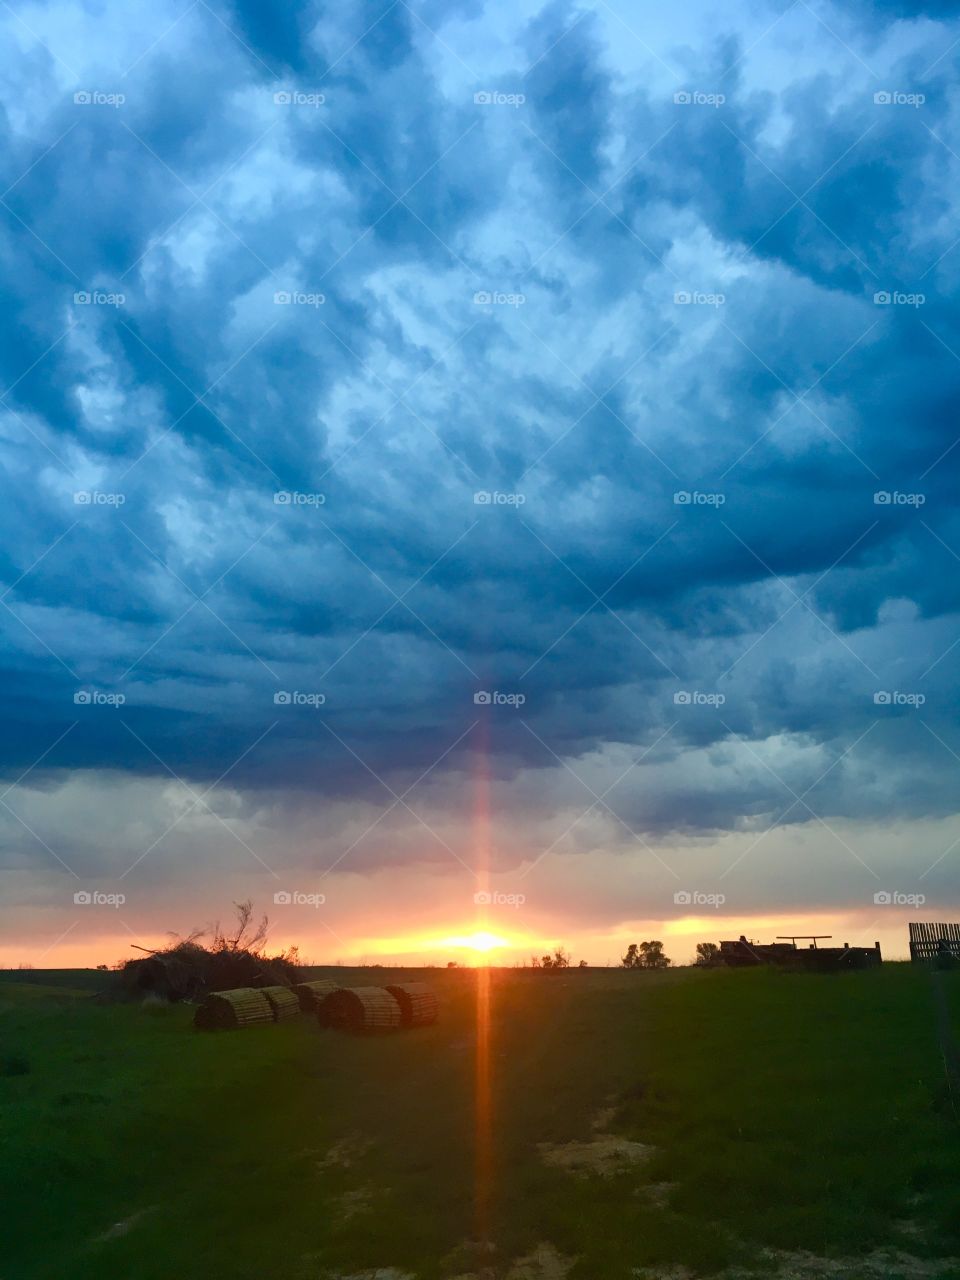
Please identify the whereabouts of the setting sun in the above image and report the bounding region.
[442,930,511,953]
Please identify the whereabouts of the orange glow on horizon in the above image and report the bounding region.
[0,901,923,970]
[443,929,510,953]
[343,926,530,962]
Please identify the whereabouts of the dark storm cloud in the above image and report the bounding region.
[1,0,959,868]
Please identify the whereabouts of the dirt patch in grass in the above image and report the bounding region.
[504,1242,577,1279]
[317,1133,372,1170]
[539,1100,654,1177]
[590,1104,618,1132]
[738,1248,960,1279]
[448,1240,576,1280]
[893,1221,927,1241]
[634,1180,677,1208]
[540,1134,654,1176]
[321,1270,414,1280]
[631,1246,960,1279]
[630,1269,696,1280]
[334,1186,376,1222]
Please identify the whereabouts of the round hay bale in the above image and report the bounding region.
[193,987,274,1031]
[294,978,342,1013]
[385,982,438,1028]
[260,985,300,1022]
[321,986,402,1033]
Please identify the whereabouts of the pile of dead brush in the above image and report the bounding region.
[116,900,301,1003]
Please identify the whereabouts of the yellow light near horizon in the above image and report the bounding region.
[352,927,531,959]
[442,930,510,953]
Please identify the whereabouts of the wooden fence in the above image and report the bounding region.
[909,922,960,963]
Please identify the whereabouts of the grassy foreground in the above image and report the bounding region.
[1,964,959,1279]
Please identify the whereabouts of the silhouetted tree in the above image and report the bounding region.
[695,942,720,967]
[640,940,670,968]
[622,941,671,969]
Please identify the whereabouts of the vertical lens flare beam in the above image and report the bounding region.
[474,964,492,1245]
[473,715,493,1243]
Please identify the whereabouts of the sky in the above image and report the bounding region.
[1,0,959,968]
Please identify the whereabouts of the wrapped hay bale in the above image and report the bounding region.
[260,985,300,1022]
[385,982,439,1028]
[294,978,342,1013]
[322,985,401,1033]
[193,987,274,1030]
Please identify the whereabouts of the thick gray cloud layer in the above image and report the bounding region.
[1,0,959,910]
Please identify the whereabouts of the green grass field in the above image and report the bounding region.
[2,965,959,1280]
